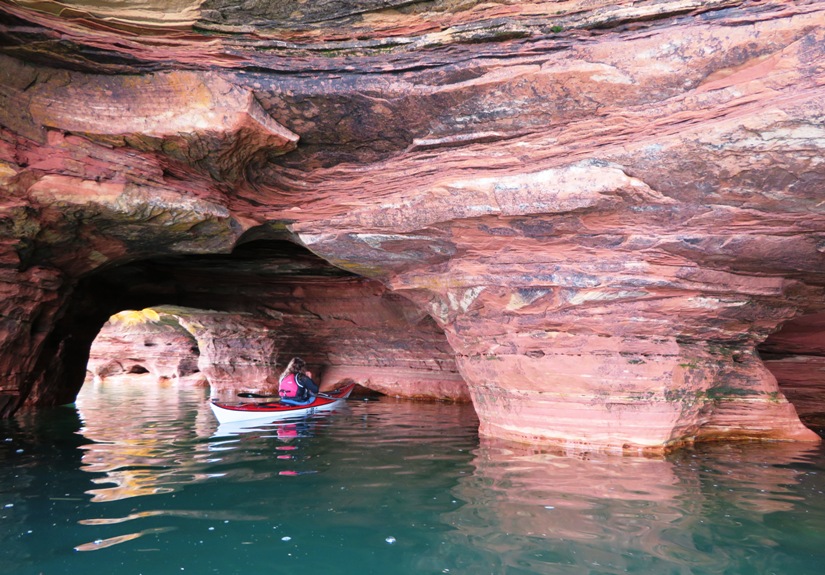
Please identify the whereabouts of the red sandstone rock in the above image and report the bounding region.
[88,311,202,383]
[322,364,469,402]
[86,281,467,402]
[27,69,298,183]
[761,313,825,431]
[0,1,824,452]
[171,308,282,394]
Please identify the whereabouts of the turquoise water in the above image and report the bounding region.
[1,380,824,575]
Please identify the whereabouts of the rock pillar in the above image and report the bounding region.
[0,265,68,415]
[451,331,817,452]
[301,157,823,451]
[418,264,821,452]
[168,310,282,394]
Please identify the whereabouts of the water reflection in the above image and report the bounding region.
[0,405,90,569]
[76,378,216,502]
[444,438,825,574]
[73,526,177,552]
[212,416,318,441]
[4,379,821,574]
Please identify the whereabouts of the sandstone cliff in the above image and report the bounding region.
[1,0,824,451]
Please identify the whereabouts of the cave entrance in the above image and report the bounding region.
[63,239,468,408]
[87,306,205,387]
[760,312,825,436]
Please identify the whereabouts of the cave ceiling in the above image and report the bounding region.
[1,0,825,450]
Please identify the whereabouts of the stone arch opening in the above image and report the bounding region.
[24,238,469,412]
[87,307,204,386]
[760,313,825,436]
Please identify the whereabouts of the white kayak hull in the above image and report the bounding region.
[209,384,355,424]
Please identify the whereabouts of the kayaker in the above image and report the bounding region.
[278,357,319,406]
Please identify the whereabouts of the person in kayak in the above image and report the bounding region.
[278,357,320,406]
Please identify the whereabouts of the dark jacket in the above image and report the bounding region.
[295,372,319,401]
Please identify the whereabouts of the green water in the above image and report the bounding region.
[2,381,825,575]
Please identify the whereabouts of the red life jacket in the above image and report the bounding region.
[279,373,299,398]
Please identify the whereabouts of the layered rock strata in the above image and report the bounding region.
[70,243,468,402]
[760,314,825,434]
[88,303,470,400]
[88,309,202,384]
[1,1,824,451]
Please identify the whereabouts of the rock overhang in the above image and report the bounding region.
[0,0,824,451]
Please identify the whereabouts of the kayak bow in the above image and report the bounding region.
[209,383,356,424]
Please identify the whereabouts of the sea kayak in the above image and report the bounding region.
[209,383,356,424]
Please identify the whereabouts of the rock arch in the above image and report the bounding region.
[29,239,469,410]
[761,313,825,436]
[1,1,824,452]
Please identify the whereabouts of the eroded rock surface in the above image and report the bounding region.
[88,309,202,383]
[82,245,467,400]
[1,0,824,451]
[761,313,825,434]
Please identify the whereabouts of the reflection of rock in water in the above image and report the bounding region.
[438,437,821,574]
[76,380,215,502]
[76,378,337,503]
[74,526,177,552]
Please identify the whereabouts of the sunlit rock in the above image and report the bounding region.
[171,308,281,394]
[88,309,202,383]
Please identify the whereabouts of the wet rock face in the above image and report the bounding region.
[1,1,824,451]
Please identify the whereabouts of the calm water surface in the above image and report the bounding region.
[2,379,825,574]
